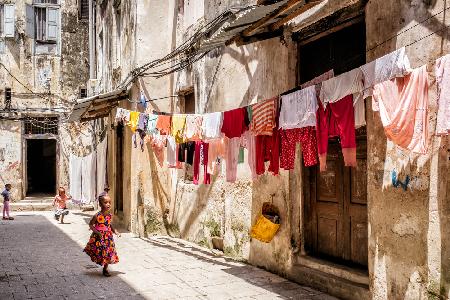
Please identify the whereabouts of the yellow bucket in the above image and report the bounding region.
[250,214,280,243]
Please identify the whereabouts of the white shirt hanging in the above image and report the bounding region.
[279,86,317,129]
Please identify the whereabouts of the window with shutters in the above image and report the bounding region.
[2,4,15,38]
[27,1,60,54]
[79,0,89,20]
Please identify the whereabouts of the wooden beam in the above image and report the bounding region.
[235,28,284,46]
[297,15,364,46]
[270,0,323,31]
[293,0,366,44]
[242,0,305,37]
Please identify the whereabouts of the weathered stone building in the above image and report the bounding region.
[77,0,449,298]
[0,0,90,199]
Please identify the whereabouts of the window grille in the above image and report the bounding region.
[24,117,59,135]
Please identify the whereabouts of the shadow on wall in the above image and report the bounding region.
[146,144,170,232]
[177,175,216,239]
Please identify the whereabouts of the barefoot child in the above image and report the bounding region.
[1,184,14,220]
[53,187,71,224]
[84,194,120,277]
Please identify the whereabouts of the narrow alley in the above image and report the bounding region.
[0,210,336,300]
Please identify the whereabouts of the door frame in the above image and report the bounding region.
[301,128,368,268]
[23,134,59,196]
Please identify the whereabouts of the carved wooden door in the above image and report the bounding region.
[304,133,367,267]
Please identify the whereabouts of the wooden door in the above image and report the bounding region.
[304,131,367,267]
[115,123,124,213]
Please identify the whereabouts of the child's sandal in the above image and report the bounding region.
[102,269,111,277]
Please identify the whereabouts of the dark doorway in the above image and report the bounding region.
[27,139,57,195]
[115,123,124,213]
[184,91,196,114]
[299,21,368,268]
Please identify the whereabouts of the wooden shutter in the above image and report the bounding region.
[25,4,35,38]
[46,7,58,41]
[4,4,15,38]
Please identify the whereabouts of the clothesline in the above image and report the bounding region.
[113,50,448,185]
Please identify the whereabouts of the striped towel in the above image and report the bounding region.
[250,97,277,136]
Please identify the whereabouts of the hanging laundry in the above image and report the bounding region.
[255,120,280,177]
[320,68,364,106]
[149,134,166,167]
[238,147,244,164]
[279,86,317,129]
[69,154,83,201]
[201,112,223,140]
[224,137,242,183]
[166,135,177,167]
[115,108,130,124]
[242,131,257,180]
[300,70,334,89]
[360,47,411,99]
[221,107,248,138]
[316,95,357,171]
[156,115,171,135]
[135,113,149,151]
[372,65,429,154]
[128,111,140,132]
[354,98,366,128]
[138,91,148,111]
[147,114,159,136]
[435,54,450,135]
[319,68,366,128]
[82,152,97,204]
[251,97,277,136]
[280,127,318,170]
[246,106,253,124]
[184,115,203,141]
[178,141,195,165]
[207,138,226,174]
[193,141,210,185]
[171,114,187,144]
[137,113,148,131]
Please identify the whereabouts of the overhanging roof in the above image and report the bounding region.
[199,0,323,51]
[68,88,128,122]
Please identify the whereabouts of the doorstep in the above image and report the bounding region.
[287,256,370,300]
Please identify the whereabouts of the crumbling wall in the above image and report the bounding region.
[366,0,450,299]
[0,0,89,199]
[0,121,22,200]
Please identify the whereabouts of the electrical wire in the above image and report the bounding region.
[117,5,252,89]
[99,3,450,102]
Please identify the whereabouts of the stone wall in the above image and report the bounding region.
[100,0,450,298]
[365,0,450,298]
[0,0,89,198]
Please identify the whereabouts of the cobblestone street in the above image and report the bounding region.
[0,211,337,300]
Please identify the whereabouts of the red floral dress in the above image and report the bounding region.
[84,212,119,266]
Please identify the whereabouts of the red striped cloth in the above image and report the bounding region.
[250,97,277,135]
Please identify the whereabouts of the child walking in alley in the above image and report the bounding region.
[84,194,120,277]
[53,187,71,224]
[1,184,14,220]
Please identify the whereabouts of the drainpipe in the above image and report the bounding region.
[89,0,95,79]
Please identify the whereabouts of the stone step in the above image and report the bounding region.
[4,202,93,212]
[21,199,54,204]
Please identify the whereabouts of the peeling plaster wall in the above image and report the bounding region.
[99,0,450,298]
[366,0,450,299]
[0,121,22,199]
[0,0,89,199]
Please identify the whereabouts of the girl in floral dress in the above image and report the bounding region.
[84,194,120,277]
